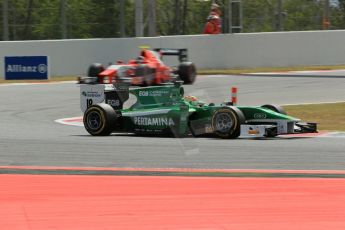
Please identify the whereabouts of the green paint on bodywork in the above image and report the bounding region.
[238,107,299,121]
[118,84,189,135]
[129,85,184,107]
[110,83,301,136]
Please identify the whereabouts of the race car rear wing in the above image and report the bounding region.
[80,83,129,113]
[154,48,188,63]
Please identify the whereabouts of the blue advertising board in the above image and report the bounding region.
[4,56,49,80]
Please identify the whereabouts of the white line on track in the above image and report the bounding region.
[55,117,83,127]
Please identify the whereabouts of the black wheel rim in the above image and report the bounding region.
[86,111,102,131]
[215,113,233,133]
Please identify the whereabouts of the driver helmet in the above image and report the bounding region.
[136,56,145,63]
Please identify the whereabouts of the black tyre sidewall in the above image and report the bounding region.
[83,104,116,136]
[178,62,196,84]
[212,107,243,139]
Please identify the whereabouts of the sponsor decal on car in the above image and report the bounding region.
[254,113,267,119]
[107,99,121,107]
[248,127,260,135]
[138,90,170,97]
[134,116,175,126]
[81,91,102,98]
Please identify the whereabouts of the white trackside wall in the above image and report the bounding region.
[2,30,345,78]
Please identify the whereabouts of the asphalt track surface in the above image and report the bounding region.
[1,74,345,170]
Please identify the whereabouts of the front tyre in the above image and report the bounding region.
[83,104,117,136]
[212,107,245,139]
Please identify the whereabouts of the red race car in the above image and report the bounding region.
[78,48,197,86]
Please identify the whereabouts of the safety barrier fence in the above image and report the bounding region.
[1,30,345,78]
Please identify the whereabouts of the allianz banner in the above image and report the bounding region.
[4,56,49,80]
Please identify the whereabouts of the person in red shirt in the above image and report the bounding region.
[203,3,222,34]
[203,15,221,34]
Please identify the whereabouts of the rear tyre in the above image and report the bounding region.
[212,107,245,139]
[261,104,287,115]
[83,104,117,136]
[178,62,197,84]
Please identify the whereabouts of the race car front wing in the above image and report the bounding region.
[240,121,317,138]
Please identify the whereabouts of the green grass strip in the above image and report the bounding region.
[283,102,345,131]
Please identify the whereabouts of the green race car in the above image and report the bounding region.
[80,82,317,138]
